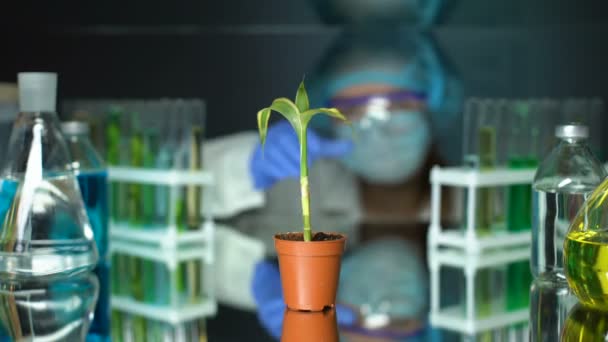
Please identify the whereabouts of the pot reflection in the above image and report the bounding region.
[282,308,339,342]
[0,273,99,342]
[562,303,608,341]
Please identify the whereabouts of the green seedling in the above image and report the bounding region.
[257,81,348,242]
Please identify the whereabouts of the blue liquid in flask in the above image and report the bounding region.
[78,170,110,342]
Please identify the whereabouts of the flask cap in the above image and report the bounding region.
[555,124,588,140]
[18,72,57,112]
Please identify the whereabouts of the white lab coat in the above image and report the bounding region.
[204,132,361,310]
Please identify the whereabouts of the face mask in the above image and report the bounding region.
[336,110,431,184]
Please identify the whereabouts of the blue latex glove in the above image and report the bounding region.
[250,121,353,191]
[252,261,357,340]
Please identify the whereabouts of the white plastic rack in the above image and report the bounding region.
[428,166,536,253]
[427,166,535,338]
[108,166,217,326]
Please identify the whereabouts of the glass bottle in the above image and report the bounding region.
[0,72,98,279]
[531,124,606,341]
[61,120,110,341]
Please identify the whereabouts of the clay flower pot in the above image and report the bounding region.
[274,232,346,311]
[281,308,339,342]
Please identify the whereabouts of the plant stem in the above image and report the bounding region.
[300,128,312,242]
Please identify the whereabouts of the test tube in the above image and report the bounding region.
[476,100,504,342]
[506,101,534,317]
[462,98,481,168]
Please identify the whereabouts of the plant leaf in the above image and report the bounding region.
[301,107,348,126]
[256,107,272,148]
[268,97,303,141]
[295,81,309,113]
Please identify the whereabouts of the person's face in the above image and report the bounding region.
[329,84,432,184]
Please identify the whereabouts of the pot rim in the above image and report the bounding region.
[274,232,347,244]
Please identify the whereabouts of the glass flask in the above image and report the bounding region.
[561,303,608,341]
[0,73,98,279]
[61,121,110,341]
[0,273,99,341]
[531,124,606,340]
[564,170,608,311]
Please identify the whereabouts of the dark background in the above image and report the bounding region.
[1,1,608,139]
[2,1,608,340]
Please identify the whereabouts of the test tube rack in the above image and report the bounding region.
[108,166,217,326]
[427,166,535,338]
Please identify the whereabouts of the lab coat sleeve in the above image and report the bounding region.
[213,224,266,310]
[203,132,265,218]
[204,132,268,310]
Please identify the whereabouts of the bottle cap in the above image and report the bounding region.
[555,124,589,140]
[18,72,57,112]
[61,121,90,136]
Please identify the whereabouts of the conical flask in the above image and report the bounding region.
[565,177,608,311]
[0,72,98,279]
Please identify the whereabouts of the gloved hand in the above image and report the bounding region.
[250,121,353,191]
[252,261,357,340]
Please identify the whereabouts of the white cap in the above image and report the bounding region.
[61,121,90,136]
[18,72,57,112]
[555,123,589,140]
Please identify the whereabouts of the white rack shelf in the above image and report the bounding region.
[112,295,217,324]
[109,166,213,186]
[110,239,212,268]
[430,306,528,335]
[429,246,530,270]
[110,220,214,250]
[429,229,531,254]
[430,167,535,187]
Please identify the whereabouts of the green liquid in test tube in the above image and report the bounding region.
[142,130,158,304]
[186,126,204,301]
[132,316,146,342]
[107,109,130,298]
[127,114,146,340]
[128,125,145,301]
[506,106,536,312]
[142,131,158,225]
[506,157,536,311]
[476,125,496,342]
[111,310,123,342]
[106,109,121,222]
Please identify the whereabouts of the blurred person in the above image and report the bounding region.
[205,29,462,340]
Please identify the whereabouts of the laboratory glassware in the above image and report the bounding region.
[62,120,110,341]
[0,72,98,279]
[531,124,605,340]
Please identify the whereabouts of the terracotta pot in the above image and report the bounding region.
[281,308,338,342]
[274,232,346,311]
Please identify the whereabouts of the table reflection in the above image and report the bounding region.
[0,273,98,341]
[282,308,339,342]
[562,303,608,341]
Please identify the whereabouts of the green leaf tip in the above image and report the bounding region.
[256,107,271,149]
[295,80,310,113]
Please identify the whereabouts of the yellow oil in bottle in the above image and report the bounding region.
[564,230,608,311]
